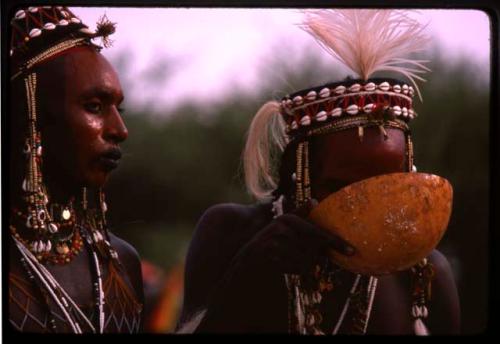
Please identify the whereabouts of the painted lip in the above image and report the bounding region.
[98,148,122,171]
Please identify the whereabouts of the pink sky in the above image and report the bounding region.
[74,8,490,113]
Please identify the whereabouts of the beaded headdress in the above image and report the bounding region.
[242,9,433,335]
[244,9,430,207]
[9,6,116,263]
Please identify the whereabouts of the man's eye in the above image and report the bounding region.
[85,102,102,114]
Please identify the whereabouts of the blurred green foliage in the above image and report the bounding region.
[104,48,489,334]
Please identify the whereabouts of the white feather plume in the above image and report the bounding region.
[301,9,431,101]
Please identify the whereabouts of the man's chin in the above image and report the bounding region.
[84,171,111,189]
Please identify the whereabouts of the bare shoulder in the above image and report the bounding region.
[190,202,270,250]
[180,202,271,322]
[427,249,453,274]
[107,232,144,304]
[108,231,141,264]
[426,249,461,334]
[196,202,266,231]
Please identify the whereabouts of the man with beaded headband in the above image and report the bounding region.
[8,6,143,333]
[178,10,460,334]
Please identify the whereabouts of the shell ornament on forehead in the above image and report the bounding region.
[243,9,433,335]
[9,6,141,333]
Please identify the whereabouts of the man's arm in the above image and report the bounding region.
[426,249,461,334]
[177,203,248,327]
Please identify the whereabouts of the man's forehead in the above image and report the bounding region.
[58,49,122,95]
[79,84,124,102]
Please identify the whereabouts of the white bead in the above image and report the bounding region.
[46,241,52,252]
[422,306,428,318]
[402,84,409,94]
[305,90,317,101]
[300,116,311,126]
[331,107,342,117]
[319,87,330,98]
[291,121,298,130]
[303,294,310,305]
[364,82,376,92]
[101,201,108,213]
[28,7,38,13]
[15,10,26,19]
[346,104,359,115]
[315,111,328,122]
[26,216,33,228]
[414,318,430,336]
[392,84,401,93]
[36,146,42,156]
[70,17,82,24]
[285,99,293,107]
[411,305,418,318]
[292,173,297,181]
[58,19,69,26]
[412,165,418,172]
[43,22,56,30]
[408,109,415,119]
[293,95,303,105]
[48,223,59,233]
[61,10,70,18]
[38,209,46,221]
[10,49,13,56]
[22,179,34,192]
[379,82,390,92]
[334,85,346,95]
[409,86,415,97]
[392,106,402,116]
[56,244,69,255]
[62,208,71,220]
[402,107,408,117]
[29,28,42,38]
[349,83,361,92]
[363,103,375,113]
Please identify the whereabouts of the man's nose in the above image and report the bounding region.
[104,107,128,143]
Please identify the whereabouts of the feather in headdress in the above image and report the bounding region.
[301,9,431,101]
[95,14,116,48]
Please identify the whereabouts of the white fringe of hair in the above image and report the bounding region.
[301,9,431,101]
[243,100,288,201]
